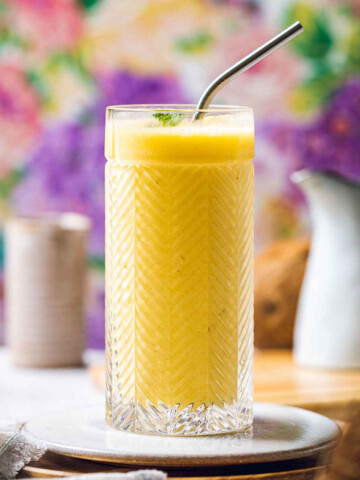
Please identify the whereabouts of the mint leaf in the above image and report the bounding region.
[153,112,186,127]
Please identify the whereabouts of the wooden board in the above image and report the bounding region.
[23,452,326,479]
[90,350,360,420]
[253,350,360,420]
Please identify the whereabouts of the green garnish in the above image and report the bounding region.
[153,112,186,127]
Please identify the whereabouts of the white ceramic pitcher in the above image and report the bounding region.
[292,169,360,369]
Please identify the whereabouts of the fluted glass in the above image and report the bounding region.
[105,105,254,435]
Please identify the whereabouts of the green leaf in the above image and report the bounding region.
[289,63,342,114]
[77,0,102,9]
[284,3,333,59]
[89,256,105,271]
[0,1,7,14]
[174,31,214,54]
[26,70,50,102]
[337,4,354,17]
[0,27,29,50]
[46,53,93,83]
[153,113,186,127]
[346,24,360,71]
[0,168,26,200]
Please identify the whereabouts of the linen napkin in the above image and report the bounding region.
[0,422,45,479]
[0,422,166,480]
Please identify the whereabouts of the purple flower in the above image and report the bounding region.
[93,70,187,124]
[12,69,187,347]
[13,70,187,255]
[264,79,360,186]
[12,122,105,254]
[296,79,360,183]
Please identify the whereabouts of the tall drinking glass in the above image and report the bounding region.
[105,105,254,435]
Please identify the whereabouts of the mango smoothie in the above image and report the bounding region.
[105,106,254,435]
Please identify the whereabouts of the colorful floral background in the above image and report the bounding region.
[1,0,359,348]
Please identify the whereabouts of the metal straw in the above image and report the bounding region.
[193,21,304,120]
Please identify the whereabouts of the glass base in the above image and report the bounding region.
[106,400,253,436]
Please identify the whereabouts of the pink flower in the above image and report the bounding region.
[0,65,41,176]
[11,0,83,56]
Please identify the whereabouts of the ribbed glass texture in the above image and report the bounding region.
[105,105,254,435]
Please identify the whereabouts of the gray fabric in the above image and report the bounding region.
[0,423,45,479]
[0,423,166,480]
[0,350,166,479]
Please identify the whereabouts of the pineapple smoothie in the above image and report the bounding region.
[105,106,254,435]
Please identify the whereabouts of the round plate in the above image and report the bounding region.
[23,403,340,467]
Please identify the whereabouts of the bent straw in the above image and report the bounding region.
[193,21,304,120]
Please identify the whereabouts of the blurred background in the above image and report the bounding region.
[1,0,360,349]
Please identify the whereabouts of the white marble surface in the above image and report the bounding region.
[0,348,104,424]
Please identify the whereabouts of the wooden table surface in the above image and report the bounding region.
[253,350,360,420]
[90,349,360,420]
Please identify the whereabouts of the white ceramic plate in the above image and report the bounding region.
[23,403,340,467]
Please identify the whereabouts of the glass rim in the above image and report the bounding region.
[106,104,253,114]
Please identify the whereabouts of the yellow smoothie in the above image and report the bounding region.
[105,111,254,423]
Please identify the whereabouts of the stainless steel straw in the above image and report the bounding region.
[193,21,304,120]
